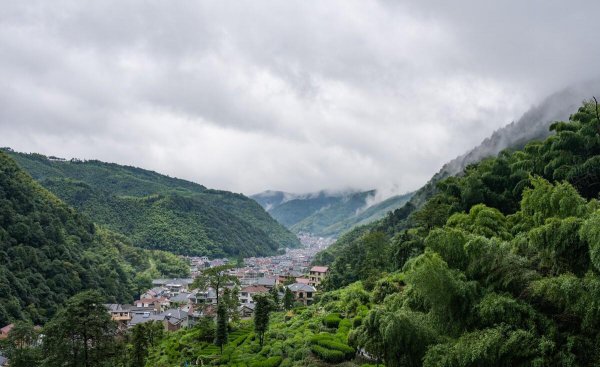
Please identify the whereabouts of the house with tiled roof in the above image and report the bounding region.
[287,283,317,306]
[309,266,329,287]
[240,285,269,305]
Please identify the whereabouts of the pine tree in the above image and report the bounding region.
[215,302,228,354]
[252,293,274,347]
[42,290,120,367]
[283,287,294,310]
[269,286,280,311]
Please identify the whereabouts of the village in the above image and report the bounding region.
[0,235,334,362]
[101,235,334,332]
[0,236,335,365]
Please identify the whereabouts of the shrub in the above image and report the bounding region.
[251,356,283,367]
[310,345,346,363]
[293,347,310,361]
[310,334,355,360]
[353,316,363,327]
[322,313,342,328]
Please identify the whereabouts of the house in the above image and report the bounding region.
[134,297,170,312]
[295,277,310,285]
[170,292,193,306]
[0,324,14,340]
[129,312,166,328]
[287,283,317,306]
[308,266,329,287]
[104,304,132,327]
[239,285,269,305]
[255,277,277,289]
[141,287,167,299]
[190,288,217,305]
[0,354,8,367]
[239,303,256,318]
[163,308,189,331]
[151,278,194,292]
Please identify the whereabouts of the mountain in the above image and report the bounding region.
[252,189,413,238]
[0,151,189,325]
[149,101,600,367]
[3,150,300,257]
[376,80,600,231]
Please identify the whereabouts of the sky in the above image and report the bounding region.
[1,1,599,195]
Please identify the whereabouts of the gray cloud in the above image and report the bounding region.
[1,0,599,195]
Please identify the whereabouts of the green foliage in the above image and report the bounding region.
[322,313,342,328]
[0,152,148,324]
[127,321,164,367]
[216,302,229,354]
[580,210,600,271]
[308,102,600,366]
[250,356,283,367]
[4,321,42,367]
[192,264,239,305]
[6,149,300,257]
[253,293,275,347]
[422,326,541,367]
[42,291,120,367]
[283,287,294,310]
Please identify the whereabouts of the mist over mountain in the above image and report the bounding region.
[405,80,600,210]
[252,189,413,237]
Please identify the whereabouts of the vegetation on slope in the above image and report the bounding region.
[307,100,600,365]
[0,151,188,326]
[4,150,300,257]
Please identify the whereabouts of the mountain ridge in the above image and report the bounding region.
[3,149,300,257]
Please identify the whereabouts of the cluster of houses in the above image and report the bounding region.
[103,265,329,332]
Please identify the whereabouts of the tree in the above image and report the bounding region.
[5,321,41,367]
[350,308,385,366]
[253,293,274,347]
[42,290,120,367]
[215,302,228,354]
[222,286,240,324]
[283,287,294,310]
[191,264,239,305]
[128,321,164,367]
[269,286,280,311]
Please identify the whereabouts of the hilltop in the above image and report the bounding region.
[3,150,300,257]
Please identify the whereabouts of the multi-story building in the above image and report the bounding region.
[308,266,329,287]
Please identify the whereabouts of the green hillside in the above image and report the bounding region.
[252,190,413,238]
[0,151,188,325]
[291,191,413,237]
[3,150,300,257]
[307,100,600,365]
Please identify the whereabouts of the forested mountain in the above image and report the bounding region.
[346,80,600,240]
[304,100,600,365]
[251,190,413,238]
[74,100,600,367]
[3,150,300,257]
[0,151,188,326]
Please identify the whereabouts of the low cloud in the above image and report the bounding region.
[1,1,599,195]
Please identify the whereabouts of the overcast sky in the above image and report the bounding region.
[1,1,599,195]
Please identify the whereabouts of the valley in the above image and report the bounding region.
[1,3,600,365]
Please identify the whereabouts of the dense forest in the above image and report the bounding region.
[136,100,600,366]
[4,150,300,257]
[0,151,188,326]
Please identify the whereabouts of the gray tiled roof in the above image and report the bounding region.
[287,283,317,292]
[129,313,165,326]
